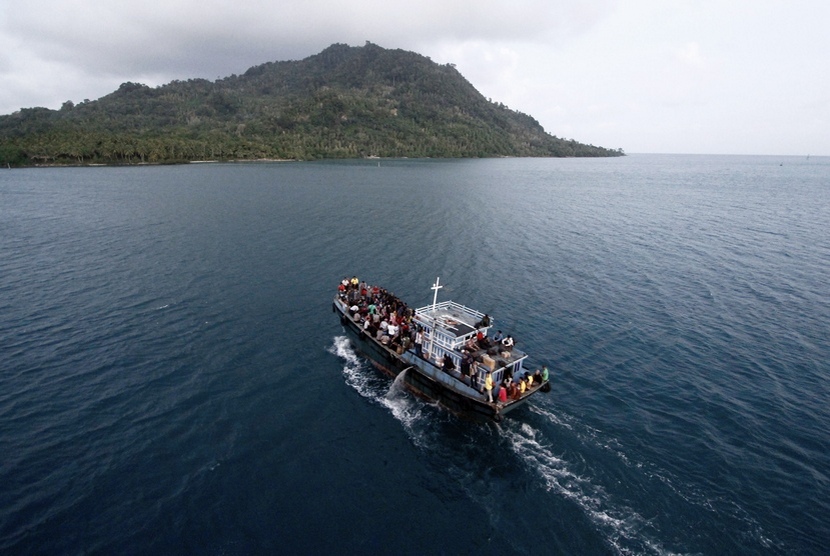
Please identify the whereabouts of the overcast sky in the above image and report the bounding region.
[1,0,827,155]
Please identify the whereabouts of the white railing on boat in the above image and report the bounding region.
[414,300,486,323]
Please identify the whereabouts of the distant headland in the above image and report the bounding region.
[0,42,624,167]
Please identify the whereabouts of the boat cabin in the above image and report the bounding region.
[413,300,527,387]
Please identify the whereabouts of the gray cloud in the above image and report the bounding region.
[2,0,829,155]
[5,0,606,76]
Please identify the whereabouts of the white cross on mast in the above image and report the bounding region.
[431,277,443,311]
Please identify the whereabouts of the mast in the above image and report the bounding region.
[428,277,443,360]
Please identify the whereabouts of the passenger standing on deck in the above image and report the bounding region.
[497,381,508,403]
[414,328,424,358]
[470,359,480,389]
[460,350,472,381]
[484,371,494,402]
[442,354,456,374]
[541,365,549,382]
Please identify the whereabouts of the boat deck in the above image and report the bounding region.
[415,301,479,337]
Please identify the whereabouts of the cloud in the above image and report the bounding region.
[4,0,611,76]
[676,42,705,69]
[2,0,830,154]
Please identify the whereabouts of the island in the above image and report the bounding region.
[0,42,624,167]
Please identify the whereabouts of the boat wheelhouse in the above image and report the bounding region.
[333,277,548,421]
[409,299,528,394]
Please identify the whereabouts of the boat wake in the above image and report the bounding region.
[330,336,687,554]
[329,336,429,433]
[499,407,676,555]
[501,404,774,555]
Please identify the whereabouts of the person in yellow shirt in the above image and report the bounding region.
[484,371,494,402]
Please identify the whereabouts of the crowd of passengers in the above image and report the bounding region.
[338,276,416,351]
[449,353,550,404]
[338,276,550,405]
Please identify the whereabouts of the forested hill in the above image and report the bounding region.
[0,42,623,166]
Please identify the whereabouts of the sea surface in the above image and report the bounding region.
[1,154,828,555]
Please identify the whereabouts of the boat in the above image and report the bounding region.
[333,277,550,421]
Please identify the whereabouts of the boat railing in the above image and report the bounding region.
[425,327,458,351]
[414,340,527,395]
[414,300,487,324]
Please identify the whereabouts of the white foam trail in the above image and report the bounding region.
[528,404,574,430]
[381,368,433,434]
[329,335,362,370]
[526,405,774,553]
[531,405,635,467]
[502,416,672,555]
[329,336,429,435]
[328,335,375,397]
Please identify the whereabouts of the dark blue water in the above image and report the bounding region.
[1,155,828,554]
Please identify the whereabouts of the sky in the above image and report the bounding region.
[1,0,827,156]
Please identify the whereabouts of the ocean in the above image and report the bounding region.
[1,154,828,554]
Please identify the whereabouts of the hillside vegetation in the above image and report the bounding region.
[0,42,623,166]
